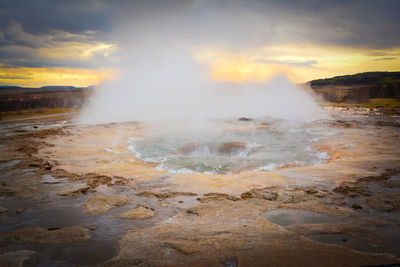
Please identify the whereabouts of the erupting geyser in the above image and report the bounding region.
[79,1,324,125]
[78,0,327,174]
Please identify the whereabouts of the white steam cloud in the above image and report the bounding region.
[79,0,324,125]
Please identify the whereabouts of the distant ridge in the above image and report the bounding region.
[0,85,90,91]
[310,71,400,101]
[40,86,76,89]
[0,85,22,90]
[310,71,400,87]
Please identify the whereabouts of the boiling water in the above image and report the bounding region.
[127,119,333,174]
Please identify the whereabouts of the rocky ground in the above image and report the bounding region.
[0,107,400,266]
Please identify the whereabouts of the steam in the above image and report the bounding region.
[79,1,324,125]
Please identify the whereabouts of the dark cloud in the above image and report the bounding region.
[0,0,120,68]
[0,0,118,37]
[113,0,400,51]
[0,41,117,69]
[195,0,400,49]
[276,0,400,49]
[0,0,400,69]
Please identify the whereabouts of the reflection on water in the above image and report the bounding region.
[263,209,345,226]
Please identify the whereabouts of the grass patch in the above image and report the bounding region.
[1,108,78,120]
[325,98,400,108]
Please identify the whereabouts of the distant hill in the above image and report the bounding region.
[310,71,400,102]
[0,85,90,91]
[310,71,400,87]
[0,85,23,90]
[41,86,76,90]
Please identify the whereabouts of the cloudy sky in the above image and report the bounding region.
[0,0,399,87]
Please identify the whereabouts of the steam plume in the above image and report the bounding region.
[79,0,323,125]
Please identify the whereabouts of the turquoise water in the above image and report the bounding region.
[127,120,333,174]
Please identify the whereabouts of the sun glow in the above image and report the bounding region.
[194,44,400,83]
[0,67,118,87]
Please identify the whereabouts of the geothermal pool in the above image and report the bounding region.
[127,119,332,174]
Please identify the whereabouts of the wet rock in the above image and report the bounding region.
[110,201,397,266]
[352,204,362,210]
[365,193,400,212]
[0,207,8,213]
[121,206,155,219]
[112,177,129,186]
[62,172,115,188]
[176,142,207,155]
[177,142,250,156]
[197,193,240,203]
[374,120,400,127]
[329,197,346,205]
[313,192,326,198]
[330,120,356,128]
[57,185,90,196]
[304,188,318,194]
[186,207,201,216]
[84,195,129,215]
[15,209,24,214]
[333,182,367,197]
[387,180,400,188]
[85,173,112,188]
[0,226,91,243]
[218,142,249,155]
[0,186,14,197]
[277,191,308,204]
[358,168,400,183]
[277,192,294,203]
[376,108,400,116]
[137,191,197,199]
[44,165,52,170]
[28,163,40,167]
[238,117,253,121]
[241,188,278,201]
[223,257,239,267]
[0,250,35,267]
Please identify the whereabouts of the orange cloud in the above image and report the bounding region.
[194,44,400,83]
[0,67,118,87]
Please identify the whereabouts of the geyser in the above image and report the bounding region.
[78,1,324,125]
[77,0,327,174]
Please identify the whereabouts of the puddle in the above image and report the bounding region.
[0,160,21,169]
[263,209,344,226]
[368,182,400,194]
[0,197,130,265]
[389,174,400,182]
[0,192,186,266]
[308,233,353,245]
[1,239,117,266]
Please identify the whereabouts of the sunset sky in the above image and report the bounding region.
[0,0,399,87]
